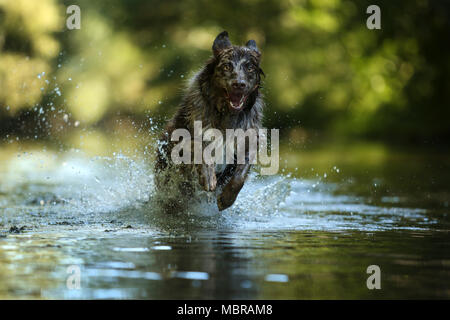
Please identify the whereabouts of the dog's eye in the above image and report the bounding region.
[246,64,255,72]
[222,64,232,71]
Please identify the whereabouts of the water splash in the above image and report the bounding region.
[0,144,434,232]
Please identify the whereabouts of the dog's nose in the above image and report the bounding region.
[232,81,246,90]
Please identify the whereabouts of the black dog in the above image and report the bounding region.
[155,31,265,211]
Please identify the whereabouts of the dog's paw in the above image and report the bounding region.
[217,195,229,211]
[217,187,238,211]
[217,196,225,211]
[198,165,217,192]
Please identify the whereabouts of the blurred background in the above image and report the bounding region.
[1,0,450,300]
[0,0,449,154]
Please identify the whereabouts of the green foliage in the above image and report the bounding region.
[0,0,62,113]
[0,0,449,143]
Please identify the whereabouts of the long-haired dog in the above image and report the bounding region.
[155,31,264,211]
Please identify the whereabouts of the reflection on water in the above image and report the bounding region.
[0,141,449,299]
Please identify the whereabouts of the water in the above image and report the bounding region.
[0,142,449,299]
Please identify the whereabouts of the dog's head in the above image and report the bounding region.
[211,31,264,113]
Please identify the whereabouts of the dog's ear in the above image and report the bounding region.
[213,31,232,57]
[246,40,260,54]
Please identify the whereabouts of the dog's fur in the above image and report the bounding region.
[155,31,264,211]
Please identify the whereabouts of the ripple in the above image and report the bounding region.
[171,271,209,280]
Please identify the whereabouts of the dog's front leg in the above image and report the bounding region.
[217,163,251,211]
[197,164,217,192]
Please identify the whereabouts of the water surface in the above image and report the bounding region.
[0,142,449,299]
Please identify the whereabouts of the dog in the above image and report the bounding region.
[155,31,265,211]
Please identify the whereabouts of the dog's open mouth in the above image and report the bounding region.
[225,90,248,112]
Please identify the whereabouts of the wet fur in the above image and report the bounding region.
[155,31,264,211]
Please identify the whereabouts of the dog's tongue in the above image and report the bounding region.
[229,91,245,110]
